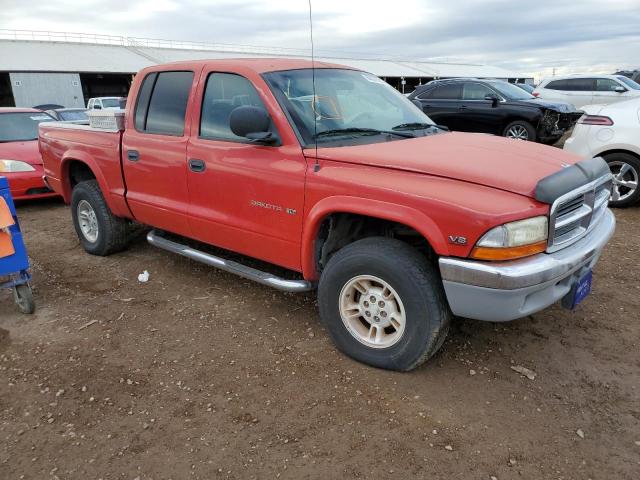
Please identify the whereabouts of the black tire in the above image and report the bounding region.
[603,153,640,208]
[317,237,451,371]
[13,284,35,314]
[503,120,536,142]
[71,180,131,256]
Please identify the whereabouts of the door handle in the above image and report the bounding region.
[188,158,206,173]
[127,150,139,162]
[458,106,469,111]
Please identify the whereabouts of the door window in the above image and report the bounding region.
[462,83,495,100]
[545,80,568,90]
[134,71,193,136]
[428,83,462,100]
[564,78,595,91]
[596,78,622,91]
[200,73,270,141]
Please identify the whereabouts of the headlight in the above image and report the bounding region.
[471,216,548,261]
[0,160,36,173]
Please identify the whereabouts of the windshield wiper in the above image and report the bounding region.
[315,128,414,139]
[392,122,448,131]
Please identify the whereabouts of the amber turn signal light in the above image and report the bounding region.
[470,240,547,261]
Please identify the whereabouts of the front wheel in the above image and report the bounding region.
[318,237,451,371]
[604,153,640,207]
[503,120,536,142]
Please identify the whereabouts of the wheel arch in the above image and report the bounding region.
[60,152,128,217]
[301,196,449,280]
[596,148,640,162]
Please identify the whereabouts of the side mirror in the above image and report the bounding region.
[93,104,102,110]
[614,86,627,93]
[411,99,423,110]
[484,94,500,107]
[229,106,276,144]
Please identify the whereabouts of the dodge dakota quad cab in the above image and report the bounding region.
[39,59,615,371]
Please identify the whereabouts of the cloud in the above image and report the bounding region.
[1,0,638,81]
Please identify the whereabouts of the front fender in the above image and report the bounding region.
[300,195,449,280]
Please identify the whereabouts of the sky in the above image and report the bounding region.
[1,0,639,81]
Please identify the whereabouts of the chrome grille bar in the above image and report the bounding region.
[547,174,612,253]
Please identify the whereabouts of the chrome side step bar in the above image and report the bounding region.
[146,230,315,293]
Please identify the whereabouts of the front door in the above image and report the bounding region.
[186,70,307,271]
[592,78,634,105]
[122,70,198,237]
[458,82,503,134]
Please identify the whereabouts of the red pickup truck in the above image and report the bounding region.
[39,59,615,371]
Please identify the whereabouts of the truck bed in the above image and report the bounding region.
[39,122,132,218]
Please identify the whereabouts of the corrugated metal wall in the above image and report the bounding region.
[9,72,85,108]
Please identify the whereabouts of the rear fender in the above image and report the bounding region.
[301,196,449,280]
[60,151,131,218]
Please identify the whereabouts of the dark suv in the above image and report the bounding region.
[408,78,582,144]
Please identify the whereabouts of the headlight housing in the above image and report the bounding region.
[0,160,36,173]
[471,216,548,261]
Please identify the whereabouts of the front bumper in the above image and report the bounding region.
[5,166,58,201]
[438,208,615,322]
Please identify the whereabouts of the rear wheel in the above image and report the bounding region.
[503,120,536,142]
[71,180,132,256]
[318,237,451,371]
[604,153,640,207]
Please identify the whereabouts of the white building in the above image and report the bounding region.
[0,30,532,108]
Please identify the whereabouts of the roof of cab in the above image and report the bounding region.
[139,57,355,74]
[0,107,44,114]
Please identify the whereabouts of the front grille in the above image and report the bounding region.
[547,174,612,252]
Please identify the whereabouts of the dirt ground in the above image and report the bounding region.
[1,199,638,480]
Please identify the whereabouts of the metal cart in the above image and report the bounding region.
[1,176,35,314]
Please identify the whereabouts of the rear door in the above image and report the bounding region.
[185,70,307,271]
[416,83,463,130]
[562,78,595,108]
[122,70,197,236]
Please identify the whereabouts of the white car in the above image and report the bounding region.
[564,97,640,207]
[533,74,640,109]
[87,97,125,110]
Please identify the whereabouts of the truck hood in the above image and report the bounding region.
[0,140,42,165]
[313,132,581,199]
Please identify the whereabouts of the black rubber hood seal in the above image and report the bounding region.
[535,157,610,204]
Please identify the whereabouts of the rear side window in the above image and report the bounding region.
[134,71,193,136]
[200,73,269,141]
[545,80,568,90]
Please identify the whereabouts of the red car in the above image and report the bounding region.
[0,108,58,200]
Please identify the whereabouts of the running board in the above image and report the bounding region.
[146,230,315,293]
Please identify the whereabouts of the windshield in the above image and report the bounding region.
[59,110,88,121]
[263,68,436,145]
[616,76,640,90]
[0,112,53,142]
[101,98,121,108]
[491,82,536,100]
